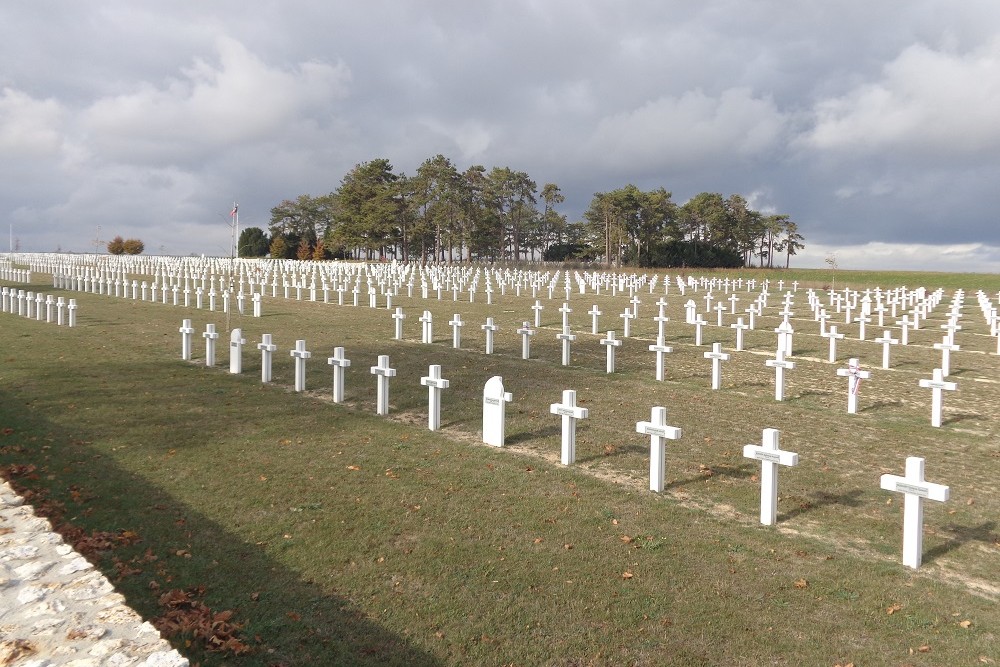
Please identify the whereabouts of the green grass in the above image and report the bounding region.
[1,264,998,666]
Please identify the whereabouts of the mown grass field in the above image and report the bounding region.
[1,262,998,666]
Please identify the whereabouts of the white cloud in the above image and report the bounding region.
[82,36,352,165]
[0,87,65,159]
[796,241,1000,273]
[585,87,787,169]
[801,37,1000,159]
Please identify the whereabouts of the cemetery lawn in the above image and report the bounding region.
[1,266,999,666]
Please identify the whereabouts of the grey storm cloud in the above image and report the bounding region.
[1,0,999,270]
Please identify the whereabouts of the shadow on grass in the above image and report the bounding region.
[923,522,999,565]
[506,424,561,445]
[666,462,755,490]
[858,399,904,413]
[778,489,865,522]
[0,382,442,667]
[941,412,984,426]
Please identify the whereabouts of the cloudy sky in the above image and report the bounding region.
[3,1,999,271]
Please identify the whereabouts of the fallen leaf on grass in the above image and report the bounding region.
[886,603,903,615]
[622,571,634,579]
[794,578,808,589]
[959,620,972,628]
[533,538,543,544]
[346,465,361,471]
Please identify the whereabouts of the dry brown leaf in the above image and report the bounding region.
[793,578,808,589]
[346,465,361,471]
[918,645,931,653]
[886,603,903,615]
[959,620,972,628]
[622,571,634,580]
[620,535,633,544]
[533,537,543,544]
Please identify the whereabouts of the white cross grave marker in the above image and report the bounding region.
[918,369,957,428]
[636,407,682,493]
[880,457,950,569]
[482,317,499,354]
[836,358,871,414]
[765,350,796,401]
[731,317,749,351]
[420,364,450,431]
[551,390,589,465]
[932,337,960,377]
[179,319,195,361]
[588,305,602,335]
[392,307,406,340]
[449,314,464,349]
[600,330,622,373]
[291,340,312,392]
[370,355,397,415]
[874,330,898,370]
[203,324,220,367]
[516,321,535,360]
[648,337,673,382]
[419,310,433,344]
[821,325,844,363]
[703,342,731,390]
[557,326,576,366]
[258,334,277,383]
[742,428,799,525]
[327,347,351,403]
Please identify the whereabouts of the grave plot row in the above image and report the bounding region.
[0,287,77,326]
[378,306,968,428]
[175,319,955,571]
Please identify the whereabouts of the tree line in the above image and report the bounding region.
[238,154,804,268]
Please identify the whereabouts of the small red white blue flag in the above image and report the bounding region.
[230,203,238,217]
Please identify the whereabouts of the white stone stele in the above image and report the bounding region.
[836,358,871,414]
[765,350,795,401]
[918,368,957,428]
[203,323,220,367]
[229,328,246,374]
[742,428,799,525]
[258,333,278,383]
[327,346,351,403]
[290,340,312,392]
[420,364,450,431]
[179,319,195,361]
[370,354,397,416]
[703,342,731,390]
[516,322,535,360]
[600,330,622,373]
[482,376,513,447]
[550,389,589,465]
[636,406,682,492]
[880,456,950,569]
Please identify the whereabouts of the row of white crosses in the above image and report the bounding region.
[484,374,949,570]
[183,316,960,572]
[0,287,77,326]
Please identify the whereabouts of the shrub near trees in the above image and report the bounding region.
[265,154,805,268]
[106,236,145,255]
